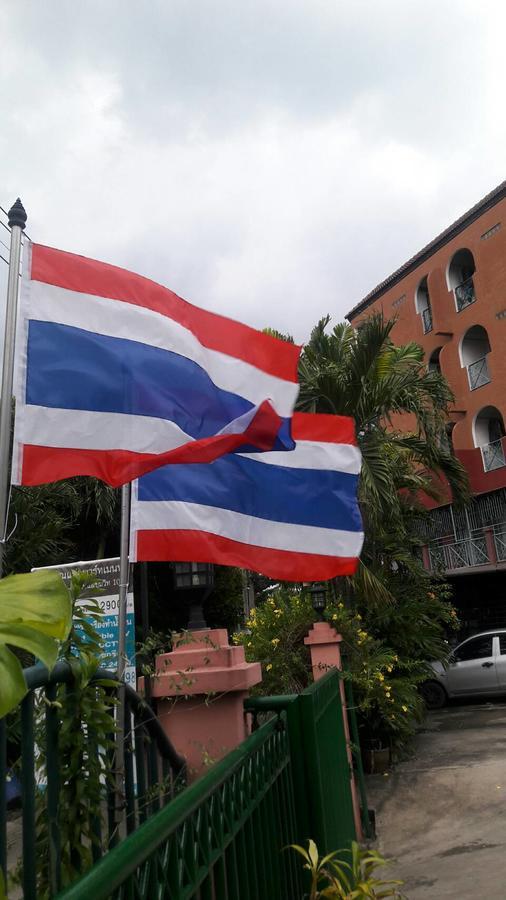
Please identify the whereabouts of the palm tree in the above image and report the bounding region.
[297,313,469,603]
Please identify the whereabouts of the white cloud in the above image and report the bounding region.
[1,1,505,342]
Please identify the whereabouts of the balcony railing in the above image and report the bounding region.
[467,355,491,390]
[428,535,489,571]
[481,439,506,473]
[455,276,476,312]
[421,306,433,334]
[493,529,506,562]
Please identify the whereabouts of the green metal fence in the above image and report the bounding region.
[246,670,357,856]
[0,661,186,899]
[57,716,304,900]
[58,670,358,900]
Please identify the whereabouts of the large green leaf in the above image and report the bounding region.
[0,645,27,718]
[0,569,71,637]
[0,570,72,717]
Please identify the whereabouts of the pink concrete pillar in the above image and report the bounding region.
[304,622,363,840]
[141,629,262,780]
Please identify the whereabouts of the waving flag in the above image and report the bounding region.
[130,413,363,581]
[12,243,300,487]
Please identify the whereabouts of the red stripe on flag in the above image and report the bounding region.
[30,244,301,382]
[20,401,282,487]
[292,412,357,445]
[135,529,359,581]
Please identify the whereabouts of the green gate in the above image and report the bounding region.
[57,670,359,900]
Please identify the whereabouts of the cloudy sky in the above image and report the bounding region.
[1,0,505,341]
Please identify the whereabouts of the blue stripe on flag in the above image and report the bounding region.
[137,457,362,532]
[26,321,253,437]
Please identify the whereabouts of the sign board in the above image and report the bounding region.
[32,558,136,686]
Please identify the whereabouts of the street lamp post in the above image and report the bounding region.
[309,582,327,620]
[173,562,214,631]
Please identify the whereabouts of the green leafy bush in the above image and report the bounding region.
[235,580,458,754]
[291,839,404,899]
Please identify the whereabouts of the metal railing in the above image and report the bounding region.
[455,275,476,311]
[421,306,433,334]
[0,661,186,899]
[481,439,506,473]
[467,355,491,390]
[428,534,489,571]
[57,670,359,899]
[493,529,506,562]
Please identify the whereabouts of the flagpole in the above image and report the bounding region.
[117,482,131,681]
[0,199,27,578]
[114,480,131,837]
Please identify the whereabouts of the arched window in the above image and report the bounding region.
[460,325,491,390]
[473,406,505,472]
[428,347,442,374]
[415,276,432,333]
[448,248,476,312]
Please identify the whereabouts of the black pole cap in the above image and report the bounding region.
[8,198,27,230]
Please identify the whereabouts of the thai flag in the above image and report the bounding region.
[130,413,364,581]
[12,243,301,488]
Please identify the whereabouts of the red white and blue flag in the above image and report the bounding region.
[12,243,301,488]
[130,413,364,581]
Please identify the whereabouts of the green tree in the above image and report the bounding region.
[297,312,469,604]
[5,478,119,575]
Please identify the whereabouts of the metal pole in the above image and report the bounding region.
[0,199,26,577]
[117,482,131,680]
[139,561,152,705]
[114,481,131,839]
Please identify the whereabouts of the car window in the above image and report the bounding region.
[499,635,506,655]
[453,636,493,662]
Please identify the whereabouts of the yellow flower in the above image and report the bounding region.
[332,614,338,621]
[377,672,385,682]
[338,602,344,609]
[266,664,273,672]
[386,665,393,673]
[247,642,252,648]
[268,599,275,606]
[356,614,362,621]
[402,705,408,713]
[271,638,280,646]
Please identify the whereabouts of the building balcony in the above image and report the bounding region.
[481,439,506,473]
[428,534,489,573]
[455,276,476,312]
[467,356,491,391]
[421,306,433,334]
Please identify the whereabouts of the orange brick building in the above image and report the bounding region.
[347,181,506,632]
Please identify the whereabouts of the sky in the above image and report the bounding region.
[1,0,505,342]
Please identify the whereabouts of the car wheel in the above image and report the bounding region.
[420,680,447,710]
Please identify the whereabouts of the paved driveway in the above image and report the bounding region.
[366,701,506,898]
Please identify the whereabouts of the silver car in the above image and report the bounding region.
[421,629,506,709]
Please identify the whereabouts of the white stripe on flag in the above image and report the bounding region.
[135,499,364,558]
[21,405,195,454]
[239,440,362,474]
[28,281,298,417]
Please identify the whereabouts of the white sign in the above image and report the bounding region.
[33,558,136,686]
